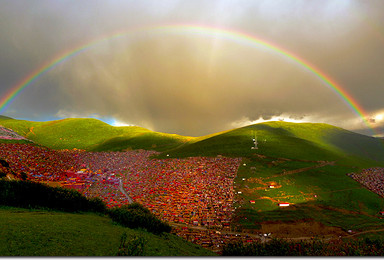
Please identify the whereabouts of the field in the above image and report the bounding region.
[0,207,215,256]
[231,155,384,237]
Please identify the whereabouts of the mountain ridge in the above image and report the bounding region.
[0,116,383,164]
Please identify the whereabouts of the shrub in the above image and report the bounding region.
[108,203,171,234]
[0,179,107,213]
[19,172,27,181]
[117,232,146,256]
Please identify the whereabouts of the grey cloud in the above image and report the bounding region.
[1,0,384,136]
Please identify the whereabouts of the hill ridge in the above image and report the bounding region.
[0,117,383,164]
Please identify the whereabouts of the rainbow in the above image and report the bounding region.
[0,24,374,132]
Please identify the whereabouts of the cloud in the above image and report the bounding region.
[1,1,384,136]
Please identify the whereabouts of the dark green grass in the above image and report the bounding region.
[89,132,191,152]
[0,207,216,256]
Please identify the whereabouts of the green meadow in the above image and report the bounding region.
[0,207,215,256]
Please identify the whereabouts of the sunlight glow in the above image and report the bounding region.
[111,119,134,127]
[375,114,384,122]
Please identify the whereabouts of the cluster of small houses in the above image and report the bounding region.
[6,142,384,253]
[173,226,260,251]
[0,126,27,140]
[28,167,121,192]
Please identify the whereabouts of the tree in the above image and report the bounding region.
[0,159,9,168]
[20,172,28,181]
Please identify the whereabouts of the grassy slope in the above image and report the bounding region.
[0,118,192,151]
[0,207,215,256]
[0,115,13,120]
[160,122,384,165]
[157,121,384,232]
[233,157,384,232]
[1,118,382,164]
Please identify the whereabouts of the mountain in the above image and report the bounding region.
[0,115,13,120]
[160,121,384,165]
[0,117,192,151]
[1,117,383,165]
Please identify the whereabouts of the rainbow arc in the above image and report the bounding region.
[0,24,374,134]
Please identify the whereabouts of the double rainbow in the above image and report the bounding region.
[0,24,373,132]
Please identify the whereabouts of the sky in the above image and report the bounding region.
[1,0,384,137]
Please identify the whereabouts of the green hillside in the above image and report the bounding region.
[89,131,193,152]
[0,117,192,151]
[160,122,384,165]
[1,118,382,165]
[0,115,13,120]
[0,207,215,256]
[232,156,384,233]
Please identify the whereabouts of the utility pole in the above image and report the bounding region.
[251,131,258,150]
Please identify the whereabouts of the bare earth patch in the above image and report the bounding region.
[258,219,347,239]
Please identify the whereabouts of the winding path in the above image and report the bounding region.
[265,161,335,179]
[118,178,133,204]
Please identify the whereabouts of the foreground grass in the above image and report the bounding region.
[0,207,216,256]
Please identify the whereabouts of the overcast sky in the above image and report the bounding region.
[1,0,384,136]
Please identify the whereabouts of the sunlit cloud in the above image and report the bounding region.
[55,109,102,120]
[230,114,312,129]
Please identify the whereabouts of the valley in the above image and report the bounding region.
[1,117,384,255]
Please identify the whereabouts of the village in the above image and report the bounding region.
[0,143,261,250]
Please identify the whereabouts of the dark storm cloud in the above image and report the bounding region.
[1,0,384,136]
